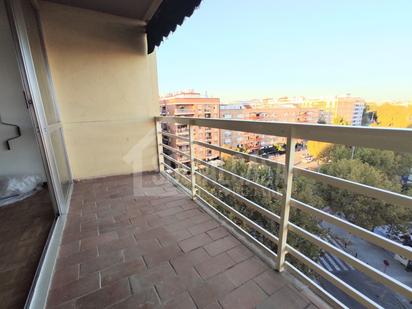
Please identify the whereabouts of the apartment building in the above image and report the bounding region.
[160,91,220,164]
[220,102,324,151]
[335,95,365,125]
[302,95,366,126]
[220,104,258,150]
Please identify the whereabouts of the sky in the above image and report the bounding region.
[157,0,412,103]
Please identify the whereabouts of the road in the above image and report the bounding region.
[317,224,412,308]
[319,270,410,308]
[269,151,319,170]
[254,149,411,307]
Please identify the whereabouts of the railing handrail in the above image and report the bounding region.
[156,116,412,153]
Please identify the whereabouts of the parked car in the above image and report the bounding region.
[295,142,304,151]
[255,144,286,158]
[394,254,412,271]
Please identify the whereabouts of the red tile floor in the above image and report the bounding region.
[0,187,55,308]
[46,174,325,309]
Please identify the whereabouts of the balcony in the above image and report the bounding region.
[6,0,412,307]
[175,109,195,115]
[43,116,412,309]
[177,127,189,134]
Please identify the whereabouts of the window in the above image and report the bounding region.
[224,138,231,144]
[223,114,232,119]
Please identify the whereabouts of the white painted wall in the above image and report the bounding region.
[0,0,46,179]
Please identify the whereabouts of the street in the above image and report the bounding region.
[317,222,412,308]
[319,270,410,308]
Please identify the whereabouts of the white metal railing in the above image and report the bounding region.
[155,116,412,308]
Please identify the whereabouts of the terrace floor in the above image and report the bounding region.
[46,173,325,309]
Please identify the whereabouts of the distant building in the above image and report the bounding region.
[302,95,365,126]
[220,104,259,150]
[160,91,220,165]
[335,95,365,126]
[219,101,324,152]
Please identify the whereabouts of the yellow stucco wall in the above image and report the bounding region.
[37,1,159,179]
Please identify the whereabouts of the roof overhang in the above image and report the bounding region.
[44,0,162,22]
[44,0,202,54]
[146,0,202,54]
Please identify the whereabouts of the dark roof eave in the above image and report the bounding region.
[146,0,202,54]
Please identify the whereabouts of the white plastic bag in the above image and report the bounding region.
[0,175,43,206]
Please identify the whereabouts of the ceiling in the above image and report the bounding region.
[45,0,162,21]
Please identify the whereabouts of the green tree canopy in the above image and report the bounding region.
[319,159,411,231]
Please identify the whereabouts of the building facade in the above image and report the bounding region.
[220,102,324,152]
[160,91,220,164]
[302,95,366,126]
[335,95,366,126]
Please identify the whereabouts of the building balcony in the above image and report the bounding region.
[176,127,189,134]
[43,116,412,309]
[176,139,190,146]
[177,132,190,139]
[175,109,196,115]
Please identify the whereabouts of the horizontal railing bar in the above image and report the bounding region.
[286,245,383,309]
[288,223,412,300]
[160,171,192,196]
[194,157,283,200]
[162,131,190,142]
[291,199,412,260]
[162,153,191,171]
[294,167,412,209]
[161,143,191,157]
[162,162,191,183]
[284,262,349,309]
[156,116,412,153]
[195,171,281,224]
[195,184,279,244]
[194,140,285,170]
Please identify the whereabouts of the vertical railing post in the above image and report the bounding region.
[189,124,196,199]
[276,130,296,272]
[155,119,164,173]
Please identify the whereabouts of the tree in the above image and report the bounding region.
[196,157,325,263]
[320,145,412,181]
[361,105,372,126]
[318,144,351,163]
[307,118,350,159]
[368,103,412,128]
[318,159,411,231]
[307,141,330,159]
[333,117,350,126]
